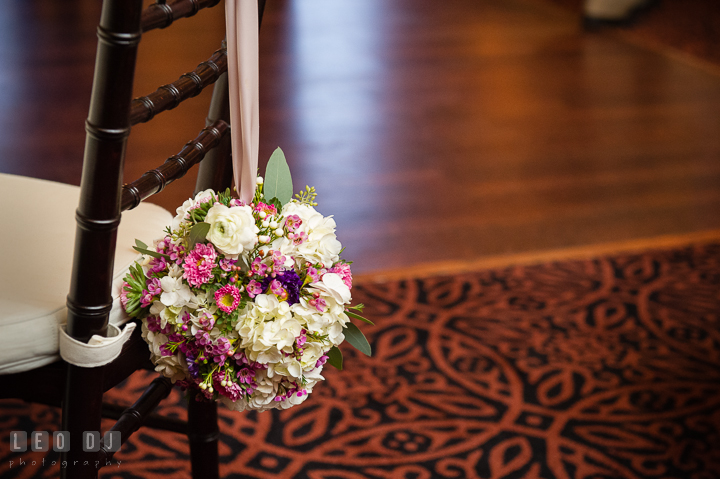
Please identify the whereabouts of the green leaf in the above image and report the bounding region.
[188,222,210,250]
[344,322,372,356]
[135,239,148,250]
[132,246,171,260]
[264,148,293,206]
[327,346,343,370]
[346,311,374,325]
[266,196,282,212]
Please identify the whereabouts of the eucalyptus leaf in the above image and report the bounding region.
[346,310,374,325]
[264,148,293,206]
[132,246,171,260]
[344,322,372,356]
[188,222,210,250]
[327,346,343,370]
[267,197,282,212]
[135,239,148,250]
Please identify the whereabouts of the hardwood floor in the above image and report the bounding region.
[2,0,720,275]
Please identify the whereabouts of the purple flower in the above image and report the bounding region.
[211,337,232,356]
[315,355,328,368]
[236,367,255,385]
[147,277,162,296]
[140,290,154,308]
[160,342,175,357]
[261,270,303,305]
[195,331,212,347]
[186,355,200,379]
[148,256,168,274]
[146,316,162,333]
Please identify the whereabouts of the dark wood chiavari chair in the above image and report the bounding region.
[0,1,266,477]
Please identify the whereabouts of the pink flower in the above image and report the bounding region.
[120,282,130,310]
[269,250,287,270]
[161,239,186,266]
[255,202,278,216]
[219,258,236,272]
[196,311,215,331]
[183,243,217,287]
[292,231,307,245]
[285,215,302,232]
[250,257,269,276]
[309,297,327,313]
[269,279,284,296]
[215,284,241,313]
[329,263,353,289]
[213,372,242,401]
[315,355,328,368]
[140,290,154,308]
[307,267,321,283]
[247,279,263,298]
[296,330,307,348]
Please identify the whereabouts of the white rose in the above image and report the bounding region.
[205,204,258,256]
[160,275,194,307]
[269,357,302,380]
[221,395,248,412]
[300,342,325,370]
[279,202,342,266]
[327,322,345,346]
[277,392,309,409]
[172,189,215,230]
[311,273,352,304]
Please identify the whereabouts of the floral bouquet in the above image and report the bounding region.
[120,149,372,411]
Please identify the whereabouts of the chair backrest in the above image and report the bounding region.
[67,0,266,344]
[18,2,269,476]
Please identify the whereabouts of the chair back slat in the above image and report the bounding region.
[130,47,227,125]
[68,0,143,342]
[195,73,233,194]
[121,119,229,211]
[141,0,222,32]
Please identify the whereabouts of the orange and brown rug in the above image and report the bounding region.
[3,243,720,478]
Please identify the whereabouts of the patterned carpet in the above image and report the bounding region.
[3,243,720,478]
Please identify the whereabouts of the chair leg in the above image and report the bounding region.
[188,399,220,479]
[60,364,105,479]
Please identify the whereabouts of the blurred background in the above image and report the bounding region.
[1,0,720,276]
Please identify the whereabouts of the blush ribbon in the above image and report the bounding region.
[225,0,259,204]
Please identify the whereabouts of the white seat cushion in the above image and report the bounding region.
[0,173,172,374]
